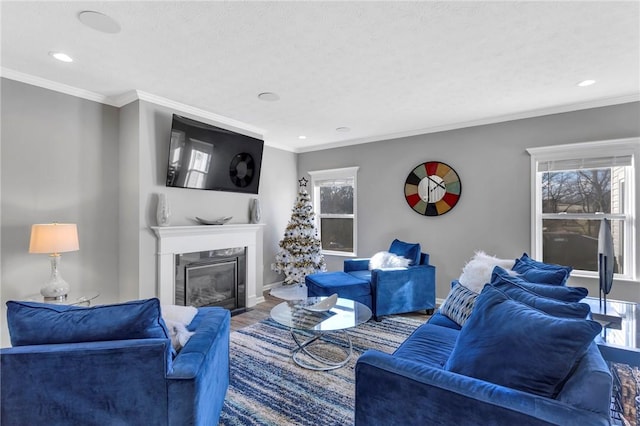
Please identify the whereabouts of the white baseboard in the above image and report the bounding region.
[262,281,284,292]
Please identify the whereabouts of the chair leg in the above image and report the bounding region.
[374,315,381,322]
[425,308,435,315]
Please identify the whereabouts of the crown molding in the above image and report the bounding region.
[132,90,265,139]
[295,93,640,153]
[2,67,637,154]
[1,67,265,140]
[0,67,119,106]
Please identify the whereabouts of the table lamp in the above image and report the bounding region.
[29,223,79,299]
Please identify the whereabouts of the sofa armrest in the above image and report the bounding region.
[168,307,230,379]
[167,307,230,426]
[355,350,610,426]
[1,339,172,425]
[371,264,436,315]
[344,258,370,272]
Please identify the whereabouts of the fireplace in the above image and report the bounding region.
[175,248,246,313]
[152,224,265,309]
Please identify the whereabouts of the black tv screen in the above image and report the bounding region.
[166,114,264,194]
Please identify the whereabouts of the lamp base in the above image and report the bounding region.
[40,254,70,299]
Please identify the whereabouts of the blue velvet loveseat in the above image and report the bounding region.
[355,265,613,426]
[1,298,230,426]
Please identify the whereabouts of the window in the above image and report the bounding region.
[308,167,359,256]
[527,138,637,280]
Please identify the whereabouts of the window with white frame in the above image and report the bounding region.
[527,138,637,280]
[308,167,359,256]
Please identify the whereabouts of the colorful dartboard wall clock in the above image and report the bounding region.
[404,161,462,216]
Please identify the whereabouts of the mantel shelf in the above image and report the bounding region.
[151,223,266,238]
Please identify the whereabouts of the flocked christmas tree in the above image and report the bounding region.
[272,178,326,285]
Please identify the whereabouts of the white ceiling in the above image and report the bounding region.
[1,1,639,153]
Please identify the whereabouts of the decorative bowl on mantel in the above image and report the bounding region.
[195,216,232,226]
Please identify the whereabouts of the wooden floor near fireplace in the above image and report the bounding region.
[230,290,433,332]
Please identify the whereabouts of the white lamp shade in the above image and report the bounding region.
[29,223,79,254]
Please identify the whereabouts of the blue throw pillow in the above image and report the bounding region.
[513,253,572,285]
[504,273,587,302]
[388,239,421,266]
[490,267,590,318]
[444,285,601,398]
[7,298,170,347]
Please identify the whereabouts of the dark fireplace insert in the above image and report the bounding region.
[175,247,246,314]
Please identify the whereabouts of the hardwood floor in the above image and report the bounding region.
[230,290,433,332]
[230,292,279,332]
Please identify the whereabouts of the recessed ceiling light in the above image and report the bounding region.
[257,92,280,102]
[49,51,73,63]
[577,79,596,87]
[336,127,351,133]
[78,11,121,34]
[298,135,307,140]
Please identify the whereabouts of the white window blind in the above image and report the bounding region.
[537,155,633,172]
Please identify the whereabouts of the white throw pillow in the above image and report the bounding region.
[161,304,198,326]
[161,304,198,352]
[369,251,411,270]
[458,251,516,293]
[164,319,195,352]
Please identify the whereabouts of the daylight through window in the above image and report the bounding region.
[309,167,359,256]
[528,139,637,280]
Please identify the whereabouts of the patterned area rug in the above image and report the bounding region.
[219,316,427,425]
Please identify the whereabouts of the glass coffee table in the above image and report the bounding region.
[270,296,372,371]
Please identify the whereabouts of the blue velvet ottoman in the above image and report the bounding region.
[306,271,372,310]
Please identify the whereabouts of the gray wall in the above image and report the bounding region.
[0,79,297,347]
[298,102,640,303]
[1,78,120,345]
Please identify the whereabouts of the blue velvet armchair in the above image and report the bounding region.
[1,299,230,426]
[343,240,436,320]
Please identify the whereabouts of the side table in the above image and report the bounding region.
[23,290,100,307]
[584,297,639,425]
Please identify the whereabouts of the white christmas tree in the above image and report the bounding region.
[272,178,326,285]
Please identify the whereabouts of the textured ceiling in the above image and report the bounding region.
[1,1,639,152]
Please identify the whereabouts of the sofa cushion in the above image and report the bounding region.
[393,323,458,367]
[512,253,572,285]
[306,271,371,298]
[7,298,170,347]
[427,311,462,330]
[347,270,372,282]
[490,267,590,318]
[444,285,601,399]
[496,272,587,302]
[389,239,421,266]
[439,283,479,327]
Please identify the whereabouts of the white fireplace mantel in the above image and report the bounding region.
[151,224,265,307]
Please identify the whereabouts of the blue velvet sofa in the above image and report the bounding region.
[355,267,613,425]
[307,239,436,320]
[1,298,230,426]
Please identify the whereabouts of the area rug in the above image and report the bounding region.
[219,315,428,426]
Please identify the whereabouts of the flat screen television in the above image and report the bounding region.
[165,114,264,194]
